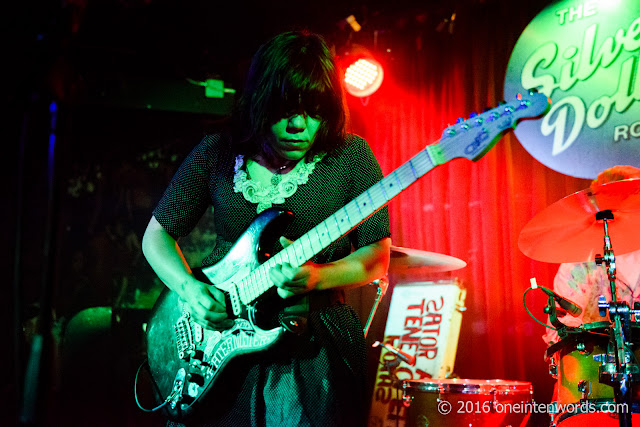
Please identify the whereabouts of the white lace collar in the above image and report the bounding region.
[232,153,325,213]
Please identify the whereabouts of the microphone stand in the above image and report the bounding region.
[594,210,636,427]
[545,296,572,340]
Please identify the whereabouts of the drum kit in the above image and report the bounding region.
[519,178,640,427]
[378,178,640,427]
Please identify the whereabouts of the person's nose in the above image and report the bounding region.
[287,114,306,132]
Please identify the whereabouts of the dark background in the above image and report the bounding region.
[4,0,557,426]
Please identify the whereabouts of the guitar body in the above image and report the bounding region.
[146,208,294,420]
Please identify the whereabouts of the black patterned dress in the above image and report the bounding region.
[153,133,390,427]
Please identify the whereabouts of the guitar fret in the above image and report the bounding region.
[334,209,349,235]
[407,159,419,179]
[299,236,313,261]
[325,218,340,241]
[258,265,270,295]
[352,196,363,217]
[378,179,390,201]
[241,276,252,303]
[341,207,353,228]
[395,163,417,188]
[344,201,364,227]
[250,270,261,300]
[416,150,434,175]
[378,174,401,199]
[278,249,290,265]
[312,226,321,246]
[314,224,331,248]
[332,214,343,236]
[306,233,320,255]
[354,191,377,217]
[292,242,305,268]
[371,183,389,206]
[252,272,262,301]
[238,278,248,303]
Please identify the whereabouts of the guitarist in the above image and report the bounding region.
[142,30,391,426]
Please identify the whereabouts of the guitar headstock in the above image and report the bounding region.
[432,90,550,163]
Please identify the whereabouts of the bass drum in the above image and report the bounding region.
[546,321,640,426]
[402,378,532,427]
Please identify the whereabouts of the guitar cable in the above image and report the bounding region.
[134,360,172,412]
[523,286,558,331]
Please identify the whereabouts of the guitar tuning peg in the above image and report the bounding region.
[517,98,531,110]
[456,117,464,124]
[469,112,478,118]
[498,100,506,105]
[483,106,492,112]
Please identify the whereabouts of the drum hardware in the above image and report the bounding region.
[401,382,414,407]
[549,362,558,379]
[594,210,636,427]
[577,380,590,400]
[373,340,416,366]
[363,277,388,338]
[373,340,412,423]
[576,342,587,355]
[363,246,466,337]
[542,292,577,341]
[599,296,640,322]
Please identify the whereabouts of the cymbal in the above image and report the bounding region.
[388,246,466,279]
[519,179,640,263]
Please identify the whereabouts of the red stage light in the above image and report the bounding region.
[344,57,384,97]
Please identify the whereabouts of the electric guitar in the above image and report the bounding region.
[143,90,550,419]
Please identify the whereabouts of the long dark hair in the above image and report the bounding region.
[233,31,348,157]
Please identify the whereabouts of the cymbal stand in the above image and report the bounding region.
[363,276,389,338]
[595,210,636,427]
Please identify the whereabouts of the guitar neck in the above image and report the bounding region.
[237,144,439,304]
[234,90,551,305]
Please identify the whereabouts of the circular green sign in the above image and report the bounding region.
[504,0,640,179]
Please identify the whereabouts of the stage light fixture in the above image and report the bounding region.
[341,45,384,98]
[344,58,384,97]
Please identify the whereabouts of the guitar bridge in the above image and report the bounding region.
[175,312,202,360]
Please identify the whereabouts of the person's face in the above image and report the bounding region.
[269,112,322,161]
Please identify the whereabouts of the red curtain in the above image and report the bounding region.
[346,1,592,406]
